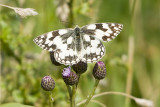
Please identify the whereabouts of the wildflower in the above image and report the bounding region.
[93,61,106,80]
[41,76,55,91]
[62,67,78,85]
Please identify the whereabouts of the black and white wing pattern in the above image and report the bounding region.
[80,23,123,63]
[33,23,123,65]
[81,35,105,63]
[53,36,80,65]
[34,28,73,51]
[34,28,79,65]
[81,23,123,42]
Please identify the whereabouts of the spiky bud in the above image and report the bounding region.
[93,61,106,80]
[62,67,78,85]
[72,61,88,74]
[41,76,55,91]
[50,52,61,66]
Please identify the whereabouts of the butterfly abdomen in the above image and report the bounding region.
[74,27,82,52]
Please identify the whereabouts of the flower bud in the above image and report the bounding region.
[62,67,78,85]
[50,52,61,66]
[72,61,87,74]
[41,76,55,91]
[93,61,106,80]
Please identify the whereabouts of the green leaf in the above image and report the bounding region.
[0,103,34,107]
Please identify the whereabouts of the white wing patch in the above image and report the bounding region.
[59,29,68,35]
[87,24,96,30]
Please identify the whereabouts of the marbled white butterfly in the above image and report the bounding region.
[33,23,123,65]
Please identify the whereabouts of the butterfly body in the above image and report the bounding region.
[74,27,82,52]
[34,23,123,65]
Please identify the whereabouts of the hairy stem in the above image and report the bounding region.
[83,79,100,107]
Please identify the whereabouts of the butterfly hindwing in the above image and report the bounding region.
[81,34,105,63]
[81,23,123,42]
[54,36,80,65]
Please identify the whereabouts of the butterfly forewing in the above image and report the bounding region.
[33,28,73,51]
[81,23,123,42]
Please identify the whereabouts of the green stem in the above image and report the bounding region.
[125,0,136,107]
[71,85,77,107]
[49,91,54,107]
[83,79,100,107]
[76,74,81,88]
[67,85,72,107]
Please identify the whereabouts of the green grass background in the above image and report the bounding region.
[0,0,160,107]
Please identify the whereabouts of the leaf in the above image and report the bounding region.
[0,103,34,107]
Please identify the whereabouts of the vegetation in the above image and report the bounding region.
[0,0,160,107]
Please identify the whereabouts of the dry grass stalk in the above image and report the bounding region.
[77,91,154,107]
[0,4,38,18]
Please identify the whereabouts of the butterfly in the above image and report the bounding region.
[33,23,123,65]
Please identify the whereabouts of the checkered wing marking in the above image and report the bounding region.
[81,34,105,63]
[33,28,73,51]
[53,37,80,65]
[81,23,123,42]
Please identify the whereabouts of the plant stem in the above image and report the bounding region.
[90,100,106,107]
[71,85,76,107]
[125,0,136,106]
[125,36,134,107]
[77,91,137,106]
[67,85,72,107]
[49,91,54,107]
[83,79,100,107]
[0,4,15,9]
[76,74,81,88]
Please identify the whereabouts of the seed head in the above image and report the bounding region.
[41,76,55,91]
[93,61,106,80]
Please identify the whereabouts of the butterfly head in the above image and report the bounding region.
[74,26,81,36]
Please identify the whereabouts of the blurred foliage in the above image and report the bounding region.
[0,0,160,107]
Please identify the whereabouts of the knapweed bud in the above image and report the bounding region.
[41,76,55,91]
[72,61,88,74]
[93,61,106,80]
[62,67,78,85]
[50,52,61,66]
